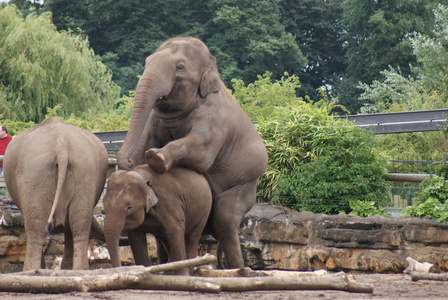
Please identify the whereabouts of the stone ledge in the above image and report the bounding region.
[240,204,448,272]
[1,198,448,273]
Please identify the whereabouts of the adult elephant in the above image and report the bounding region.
[117,37,268,269]
[4,117,108,270]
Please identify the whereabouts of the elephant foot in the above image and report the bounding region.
[145,149,169,173]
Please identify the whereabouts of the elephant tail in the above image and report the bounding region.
[46,140,70,231]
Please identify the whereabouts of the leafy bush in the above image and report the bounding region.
[402,175,448,223]
[256,102,390,214]
[348,200,387,217]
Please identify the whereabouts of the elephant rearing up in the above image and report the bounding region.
[117,37,268,269]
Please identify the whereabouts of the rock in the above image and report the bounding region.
[1,199,448,273]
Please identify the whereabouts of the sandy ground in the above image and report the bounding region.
[0,273,447,299]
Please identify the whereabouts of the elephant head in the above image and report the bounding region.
[117,37,221,170]
[103,170,158,267]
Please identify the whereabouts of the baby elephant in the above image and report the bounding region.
[103,164,212,275]
[3,117,108,270]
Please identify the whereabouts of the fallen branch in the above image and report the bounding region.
[0,253,373,294]
[0,254,217,294]
[0,273,139,293]
[148,253,217,274]
[195,267,328,278]
[138,272,373,293]
[137,273,221,293]
[410,272,448,282]
[15,253,217,277]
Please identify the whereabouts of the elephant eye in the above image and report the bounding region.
[176,64,185,70]
[126,205,135,212]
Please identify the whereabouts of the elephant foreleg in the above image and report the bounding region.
[165,230,188,275]
[128,230,151,266]
[145,132,215,174]
[185,231,202,260]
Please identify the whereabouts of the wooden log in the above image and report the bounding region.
[1,254,373,294]
[148,253,217,274]
[410,272,448,282]
[194,267,259,277]
[195,268,329,278]
[195,273,373,293]
[14,253,217,277]
[137,272,373,293]
[0,254,218,294]
[0,273,139,293]
[137,273,222,293]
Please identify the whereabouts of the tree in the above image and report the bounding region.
[0,5,120,123]
[43,0,306,93]
[278,0,346,102]
[205,0,306,86]
[336,0,444,113]
[359,4,448,113]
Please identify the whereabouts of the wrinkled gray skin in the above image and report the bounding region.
[117,37,268,269]
[103,165,212,275]
[4,117,108,270]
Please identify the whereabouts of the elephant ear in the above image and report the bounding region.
[145,182,158,213]
[199,55,221,97]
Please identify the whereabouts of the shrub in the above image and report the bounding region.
[256,102,390,214]
[402,175,448,223]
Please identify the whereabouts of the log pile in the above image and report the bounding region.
[0,254,374,294]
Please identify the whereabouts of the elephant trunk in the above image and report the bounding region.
[104,218,126,268]
[117,68,172,170]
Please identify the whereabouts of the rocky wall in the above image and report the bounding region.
[1,198,447,273]
[239,204,448,273]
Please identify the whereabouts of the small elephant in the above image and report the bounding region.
[3,117,108,270]
[117,37,268,269]
[103,164,212,275]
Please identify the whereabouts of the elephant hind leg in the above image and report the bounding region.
[211,181,258,269]
[23,220,47,270]
[62,228,74,269]
[67,203,93,270]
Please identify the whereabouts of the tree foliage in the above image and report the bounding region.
[359,4,448,114]
[205,0,306,85]
[402,176,448,223]
[244,75,390,214]
[232,72,305,121]
[0,5,120,123]
[336,0,445,113]
[43,0,306,94]
[278,0,346,101]
[356,5,448,161]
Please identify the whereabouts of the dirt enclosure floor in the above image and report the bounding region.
[0,273,447,300]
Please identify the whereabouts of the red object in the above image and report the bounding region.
[0,135,12,166]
